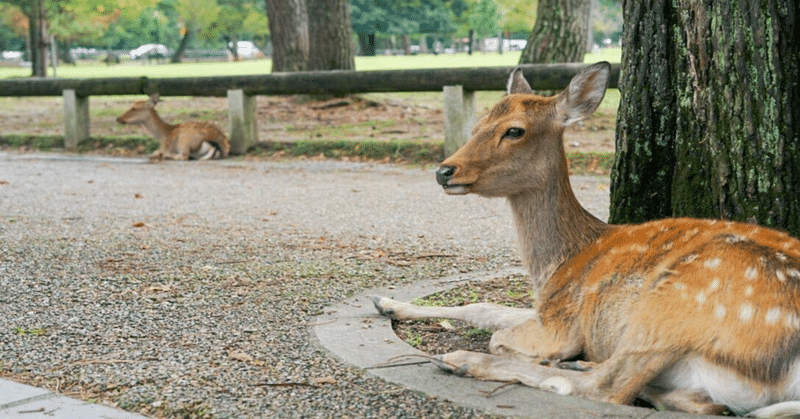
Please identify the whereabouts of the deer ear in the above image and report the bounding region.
[507,68,533,94]
[556,62,610,126]
[148,93,160,106]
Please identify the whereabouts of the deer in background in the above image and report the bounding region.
[372,62,800,417]
[116,93,231,161]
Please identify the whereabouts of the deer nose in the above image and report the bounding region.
[436,165,456,186]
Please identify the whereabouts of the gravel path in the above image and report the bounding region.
[0,152,609,418]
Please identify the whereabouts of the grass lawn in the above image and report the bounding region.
[0,48,621,79]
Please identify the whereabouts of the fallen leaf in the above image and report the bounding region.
[146,284,174,293]
[312,376,337,385]
[229,351,253,363]
[132,222,146,228]
[0,180,9,186]
[134,193,144,199]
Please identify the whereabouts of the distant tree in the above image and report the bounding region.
[204,0,268,61]
[465,0,499,52]
[495,0,537,36]
[264,0,308,71]
[172,0,219,62]
[306,0,354,70]
[519,0,590,63]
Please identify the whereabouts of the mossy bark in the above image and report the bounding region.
[610,0,800,236]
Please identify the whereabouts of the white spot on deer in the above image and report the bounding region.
[782,241,794,250]
[662,241,674,250]
[696,292,706,305]
[777,252,788,262]
[744,286,754,297]
[673,282,687,291]
[707,220,718,226]
[725,234,747,243]
[789,269,800,279]
[766,307,782,325]
[708,278,720,291]
[786,313,800,329]
[777,270,787,282]
[683,254,699,263]
[704,258,721,269]
[745,266,758,280]
[714,304,726,319]
[739,304,755,322]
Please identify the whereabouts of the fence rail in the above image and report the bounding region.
[0,63,620,155]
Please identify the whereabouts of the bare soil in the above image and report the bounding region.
[0,94,616,155]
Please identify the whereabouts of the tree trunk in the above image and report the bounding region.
[30,0,46,77]
[265,0,309,72]
[357,33,375,57]
[307,0,355,69]
[171,30,191,63]
[402,34,411,55]
[519,0,591,63]
[610,0,800,237]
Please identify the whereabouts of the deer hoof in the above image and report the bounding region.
[431,355,470,376]
[540,376,574,396]
[371,296,395,317]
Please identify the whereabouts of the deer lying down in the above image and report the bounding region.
[372,62,800,418]
[116,93,231,161]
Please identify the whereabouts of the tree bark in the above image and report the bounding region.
[171,30,191,63]
[30,0,46,77]
[519,0,591,63]
[265,0,309,72]
[307,0,355,69]
[610,0,800,236]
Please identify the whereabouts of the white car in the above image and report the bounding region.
[229,41,262,59]
[130,44,168,60]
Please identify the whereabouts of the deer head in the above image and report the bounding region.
[435,62,611,198]
[116,93,161,125]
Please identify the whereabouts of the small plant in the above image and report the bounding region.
[13,327,47,335]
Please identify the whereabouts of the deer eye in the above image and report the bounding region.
[503,127,525,139]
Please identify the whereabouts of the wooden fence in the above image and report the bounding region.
[0,63,620,156]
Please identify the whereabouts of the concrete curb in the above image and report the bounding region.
[313,267,716,419]
[0,379,147,419]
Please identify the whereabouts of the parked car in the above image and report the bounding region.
[130,44,168,60]
[228,41,263,60]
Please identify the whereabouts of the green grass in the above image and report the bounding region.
[0,48,621,79]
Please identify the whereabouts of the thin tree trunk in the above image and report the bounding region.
[519,0,591,63]
[265,0,309,72]
[402,34,411,55]
[307,0,354,69]
[171,30,191,63]
[610,0,800,236]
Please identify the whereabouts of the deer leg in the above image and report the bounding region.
[371,296,538,331]
[434,347,680,407]
[638,387,727,415]
[489,318,583,360]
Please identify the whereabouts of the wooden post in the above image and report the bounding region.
[442,85,476,157]
[227,89,257,155]
[63,89,89,149]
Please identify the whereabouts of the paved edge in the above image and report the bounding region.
[0,378,148,419]
[312,267,718,419]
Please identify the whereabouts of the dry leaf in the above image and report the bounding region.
[439,320,455,331]
[146,284,174,293]
[312,376,337,385]
[132,222,146,228]
[134,193,144,199]
[229,351,253,363]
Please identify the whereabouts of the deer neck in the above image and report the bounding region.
[140,109,175,142]
[508,158,609,292]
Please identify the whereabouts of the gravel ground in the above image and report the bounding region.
[0,152,609,418]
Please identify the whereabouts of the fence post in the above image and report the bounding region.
[227,89,257,155]
[63,89,89,150]
[442,85,476,157]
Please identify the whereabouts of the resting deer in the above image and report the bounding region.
[372,62,800,417]
[116,93,231,161]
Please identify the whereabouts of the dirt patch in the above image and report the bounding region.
[393,273,532,354]
[0,94,616,155]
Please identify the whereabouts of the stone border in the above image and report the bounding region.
[312,267,713,419]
